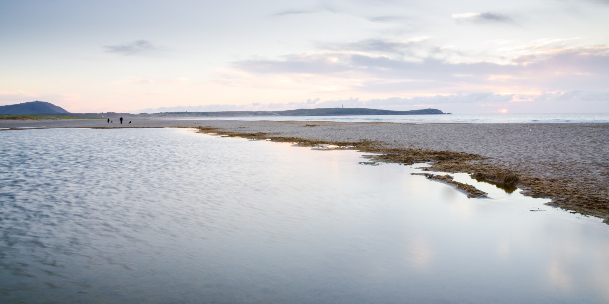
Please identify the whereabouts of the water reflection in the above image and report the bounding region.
[1,128,608,303]
[473,177,518,193]
[406,236,433,271]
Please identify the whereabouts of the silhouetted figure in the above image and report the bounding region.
[107,118,109,123]
[129,121,131,124]
[120,117,123,124]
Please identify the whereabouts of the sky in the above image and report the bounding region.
[1,0,608,114]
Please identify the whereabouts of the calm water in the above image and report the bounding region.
[184,113,609,123]
[1,128,609,303]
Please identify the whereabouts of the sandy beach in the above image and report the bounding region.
[2,118,608,221]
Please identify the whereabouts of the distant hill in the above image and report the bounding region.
[0,101,69,115]
[141,108,447,117]
[277,108,444,116]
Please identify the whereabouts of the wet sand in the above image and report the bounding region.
[2,118,608,221]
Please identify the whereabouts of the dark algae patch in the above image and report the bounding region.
[197,125,609,223]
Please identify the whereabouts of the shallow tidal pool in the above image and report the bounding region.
[1,128,609,303]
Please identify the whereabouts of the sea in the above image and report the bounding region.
[178,113,609,123]
[1,128,609,303]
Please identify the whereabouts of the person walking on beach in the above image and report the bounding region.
[120,117,123,124]
[107,118,109,123]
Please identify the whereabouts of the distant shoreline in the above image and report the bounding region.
[0,103,447,117]
[1,118,607,222]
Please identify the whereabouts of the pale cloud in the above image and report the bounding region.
[586,0,609,4]
[272,9,320,17]
[366,15,410,23]
[235,53,352,75]
[495,38,584,59]
[271,2,340,17]
[103,40,161,56]
[528,90,609,102]
[232,39,609,94]
[113,77,189,86]
[452,12,514,24]
[317,37,431,57]
[315,93,515,108]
